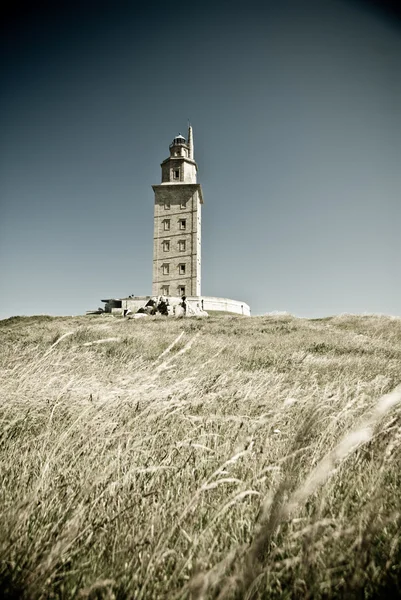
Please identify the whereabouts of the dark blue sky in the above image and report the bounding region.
[1,0,400,318]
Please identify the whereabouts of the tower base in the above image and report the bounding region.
[102,296,250,316]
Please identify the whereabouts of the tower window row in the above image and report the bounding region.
[161,285,186,297]
[162,263,186,275]
[162,219,186,231]
[164,200,187,209]
[162,239,186,252]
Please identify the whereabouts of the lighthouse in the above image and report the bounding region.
[152,124,203,297]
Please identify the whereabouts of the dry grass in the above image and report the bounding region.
[1,312,401,599]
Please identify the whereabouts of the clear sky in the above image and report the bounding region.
[1,0,400,319]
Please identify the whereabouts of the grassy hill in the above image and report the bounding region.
[1,313,401,599]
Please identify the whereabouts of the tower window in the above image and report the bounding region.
[162,263,169,275]
[179,264,186,275]
[163,219,170,231]
[173,169,180,180]
[164,200,170,210]
[162,285,169,296]
[162,240,170,251]
[179,219,186,230]
[178,240,186,252]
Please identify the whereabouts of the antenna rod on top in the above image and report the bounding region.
[187,121,194,160]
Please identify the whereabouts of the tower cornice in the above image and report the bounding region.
[152,182,204,204]
[160,156,197,169]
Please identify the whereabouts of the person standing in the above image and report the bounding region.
[181,295,187,315]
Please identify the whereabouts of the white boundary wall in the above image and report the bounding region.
[199,296,250,316]
[109,295,250,316]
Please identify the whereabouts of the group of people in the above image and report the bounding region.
[134,295,187,317]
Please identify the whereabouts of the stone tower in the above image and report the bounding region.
[152,125,204,297]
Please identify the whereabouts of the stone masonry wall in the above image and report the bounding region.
[152,184,201,297]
